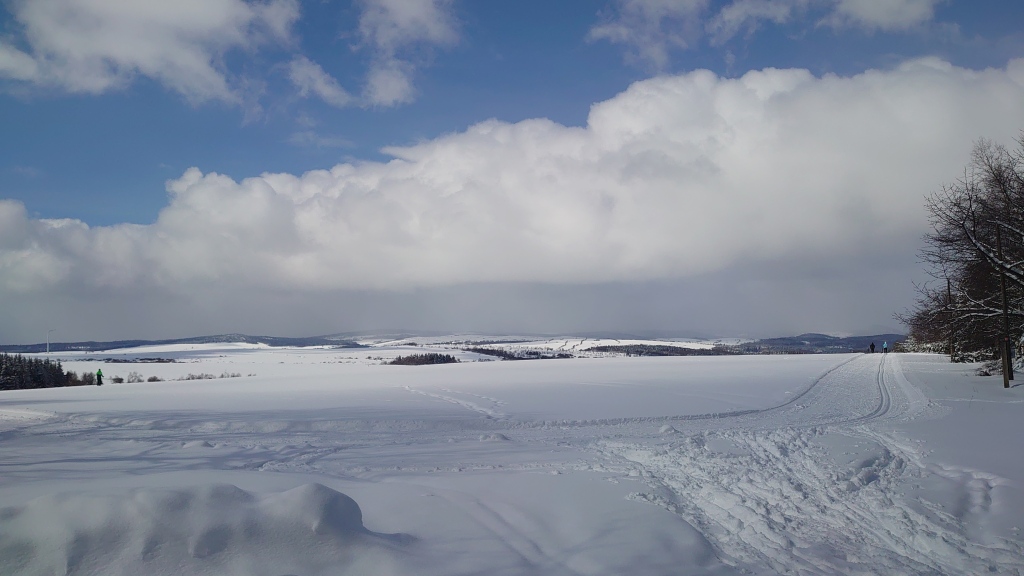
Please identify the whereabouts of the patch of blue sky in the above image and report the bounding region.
[1,1,1021,225]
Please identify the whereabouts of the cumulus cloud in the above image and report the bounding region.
[2,58,1023,303]
[356,0,459,106]
[0,0,299,103]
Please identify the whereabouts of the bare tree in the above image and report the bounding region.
[900,134,1024,360]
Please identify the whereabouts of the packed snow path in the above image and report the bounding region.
[1,350,1022,575]
[593,354,1021,575]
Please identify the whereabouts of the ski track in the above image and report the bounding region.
[2,354,1022,574]
[591,354,1024,575]
[402,386,507,419]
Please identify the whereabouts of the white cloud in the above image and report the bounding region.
[824,0,944,31]
[283,0,458,108]
[288,56,353,108]
[0,43,39,81]
[706,0,942,44]
[358,0,459,52]
[2,58,1023,298]
[706,0,810,45]
[356,0,458,106]
[363,60,416,107]
[287,130,353,149]
[592,0,945,65]
[589,0,710,70]
[0,0,299,103]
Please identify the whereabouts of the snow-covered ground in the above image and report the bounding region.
[1,346,1022,575]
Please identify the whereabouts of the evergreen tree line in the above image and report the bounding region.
[387,353,460,365]
[0,353,96,390]
[899,134,1024,360]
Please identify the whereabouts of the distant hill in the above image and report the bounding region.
[0,334,364,354]
[741,333,904,354]
[1,331,904,355]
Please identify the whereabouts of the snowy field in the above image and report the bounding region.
[1,345,1022,575]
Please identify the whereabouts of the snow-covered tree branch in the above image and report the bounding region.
[901,133,1024,359]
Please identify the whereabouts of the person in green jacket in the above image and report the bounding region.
[96,368,103,386]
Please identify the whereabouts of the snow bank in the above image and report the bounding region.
[0,483,412,576]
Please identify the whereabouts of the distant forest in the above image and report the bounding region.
[0,353,97,390]
[0,334,363,354]
[387,353,460,365]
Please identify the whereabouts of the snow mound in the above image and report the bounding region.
[182,440,214,448]
[479,433,511,442]
[0,483,414,576]
[659,425,679,434]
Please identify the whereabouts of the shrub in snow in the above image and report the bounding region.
[180,373,217,380]
[176,372,243,381]
[976,360,1001,376]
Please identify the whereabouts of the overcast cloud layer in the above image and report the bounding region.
[2,57,1024,341]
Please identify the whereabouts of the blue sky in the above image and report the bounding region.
[1,0,1023,343]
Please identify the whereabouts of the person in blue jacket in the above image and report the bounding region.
[882,341,888,354]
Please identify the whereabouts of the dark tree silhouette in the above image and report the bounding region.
[0,353,73,390]
[899,134,1024,360]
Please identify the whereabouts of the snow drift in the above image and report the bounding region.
[0,483,413,576]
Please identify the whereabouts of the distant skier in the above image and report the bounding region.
[882,341,888,354]
[870,342,875,353]
[96,368,103,386]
